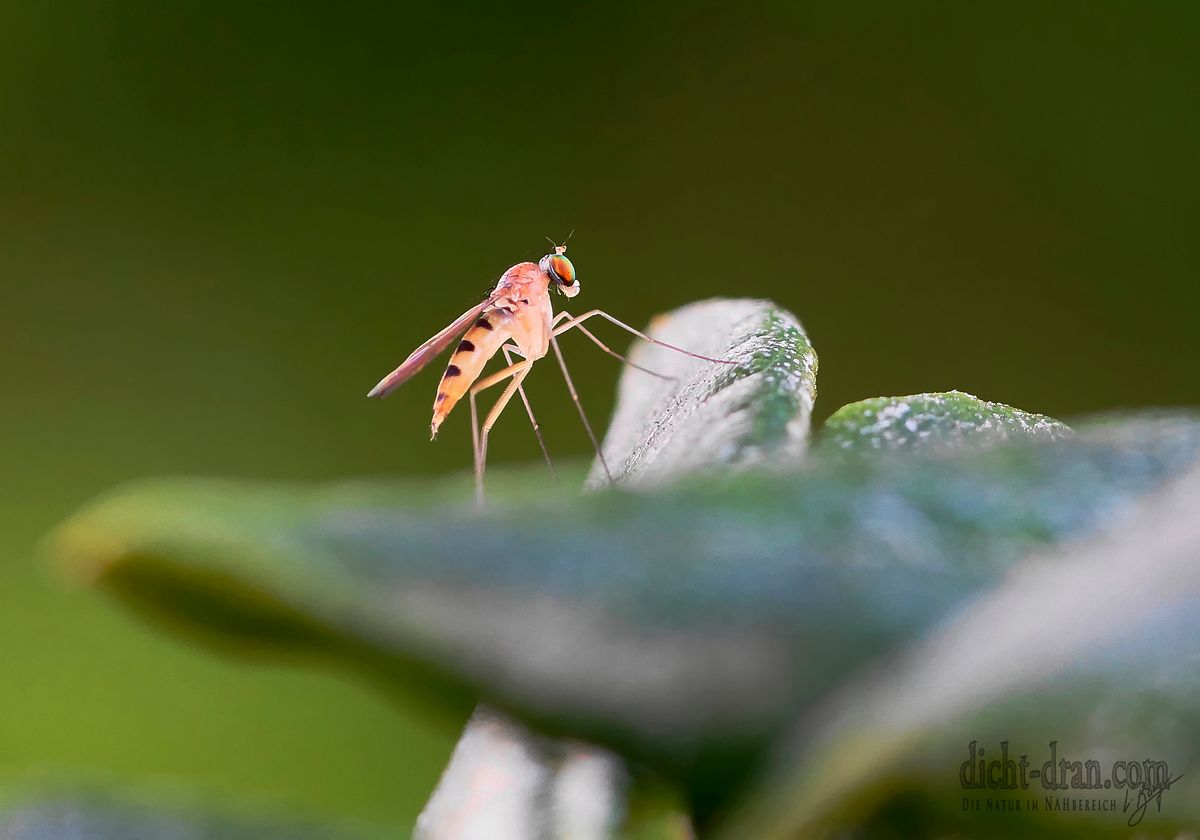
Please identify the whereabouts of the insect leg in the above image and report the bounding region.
[503,345,558,482]
[551,312,674,379]
[469,386,482,496]
[549,333,615,486]
[554,309,735,365]
[468,358,534,506]
[476,365,532,506]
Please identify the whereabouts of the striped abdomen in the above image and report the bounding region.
[431,308,512,439]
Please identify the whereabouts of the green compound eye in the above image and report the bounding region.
[547,254,575,286]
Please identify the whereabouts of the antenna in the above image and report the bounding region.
[545,229,575,255]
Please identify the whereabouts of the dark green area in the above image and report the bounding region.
[2,1,1197,832]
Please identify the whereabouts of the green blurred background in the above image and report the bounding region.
[1,1,1196,830]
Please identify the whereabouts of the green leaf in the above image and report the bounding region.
[723,449,1200,838]
[816,390,1072,456]
[50,414,1200,830]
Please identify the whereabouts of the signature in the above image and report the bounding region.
[1124,774,1183,827]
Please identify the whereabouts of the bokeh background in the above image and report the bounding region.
[2,1,1197,831]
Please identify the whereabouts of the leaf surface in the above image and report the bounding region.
[52,415,1200,827]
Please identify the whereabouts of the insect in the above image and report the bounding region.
[368,239,732,504]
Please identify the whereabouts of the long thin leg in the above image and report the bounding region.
[473,358,533,392]
[549,333,614,486]
[476,366,531,506]
[467,357,535,506]
[503,344,558,482]
[550,311,673,380]
[468,387,485,505]
[470,384,481,493]
[554,309,735,365]
[468,359,527,504]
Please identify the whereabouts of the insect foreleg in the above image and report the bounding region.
[552,313,674,380]
[503,345,558,481]
[554,309,734,365]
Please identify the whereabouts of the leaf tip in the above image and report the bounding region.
[43,511,125,587]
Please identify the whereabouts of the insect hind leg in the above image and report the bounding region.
[467,357,534,507]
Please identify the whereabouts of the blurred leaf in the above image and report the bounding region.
[816,390,1072,456]
[725,453,1200,839]
[0,793,370,840]
[50,413,1200,831]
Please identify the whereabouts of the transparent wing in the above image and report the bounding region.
[368,291,503,399]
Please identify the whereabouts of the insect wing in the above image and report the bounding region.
[368,292,502,398]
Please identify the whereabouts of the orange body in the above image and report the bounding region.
[430,261,554,438]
